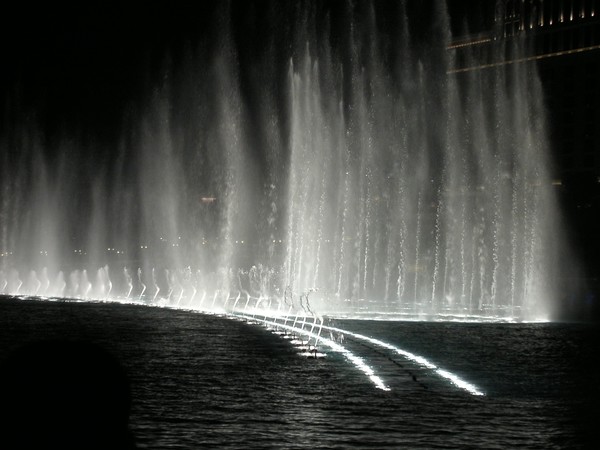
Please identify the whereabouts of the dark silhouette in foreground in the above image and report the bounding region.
[0,340,136,449]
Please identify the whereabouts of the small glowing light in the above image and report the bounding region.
[552,179,563,186]
[240,240,244,244]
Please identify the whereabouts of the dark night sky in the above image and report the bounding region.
[0,1,493,144]
[1,2,216,142]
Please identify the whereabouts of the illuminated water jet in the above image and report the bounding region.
[0,1,567,321]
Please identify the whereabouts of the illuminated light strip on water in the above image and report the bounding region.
[231,313,390,392]
[320,324,485,396]
[8,296,480,395]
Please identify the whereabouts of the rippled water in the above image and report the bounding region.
[0,296,597,449]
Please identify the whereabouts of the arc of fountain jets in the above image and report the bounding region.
[165,269,174,302]
[33,272,41,296]
[138,268,146,300]
[189,285,197,303]
[124,267,133,299]
[232,291,241,310]
[41,268,50,294]
[152,268,160,302]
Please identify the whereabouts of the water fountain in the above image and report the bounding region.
[0,1,566,321]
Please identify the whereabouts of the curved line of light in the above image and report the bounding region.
[232,313,390,392]
[320,324,484,396]
[10,296,479,395]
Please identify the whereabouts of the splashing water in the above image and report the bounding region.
[0,1,567,321]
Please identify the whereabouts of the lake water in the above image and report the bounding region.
[0,296,597,449]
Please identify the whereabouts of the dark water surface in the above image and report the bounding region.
[0,296,598,448]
